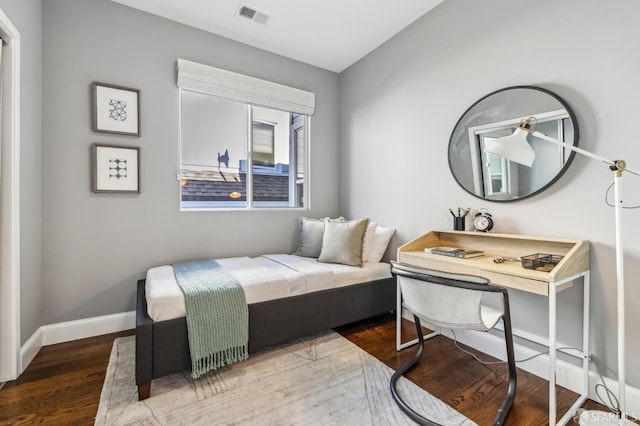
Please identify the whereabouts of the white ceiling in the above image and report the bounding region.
[110,0,444,73]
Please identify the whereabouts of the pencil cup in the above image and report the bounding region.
[453,216,465,231]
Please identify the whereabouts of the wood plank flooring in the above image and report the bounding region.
[335,313,621,425]
[0,330,132,426]
[0,314,624,425]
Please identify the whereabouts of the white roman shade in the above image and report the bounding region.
[177,58,315,115]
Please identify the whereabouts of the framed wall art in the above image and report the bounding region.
[92,143,140,193]
[92,82,141,136]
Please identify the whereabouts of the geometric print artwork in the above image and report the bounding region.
[109,99,127,122]
[108,159,128,180]
[93,144,139,193]
[92,82,140,136]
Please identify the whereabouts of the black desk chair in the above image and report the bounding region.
[390,262,517,426]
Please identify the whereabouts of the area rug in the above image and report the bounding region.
[96,331,476,425]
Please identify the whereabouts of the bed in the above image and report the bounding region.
[135,253,397,400]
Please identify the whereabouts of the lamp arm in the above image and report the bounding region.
[531,131,639,176]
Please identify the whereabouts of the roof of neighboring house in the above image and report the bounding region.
[180,169,289,201]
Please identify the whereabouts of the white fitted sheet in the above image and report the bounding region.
[145,254,392,322]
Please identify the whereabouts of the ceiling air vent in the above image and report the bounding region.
[236,3,271,25]
[238,5,256,19]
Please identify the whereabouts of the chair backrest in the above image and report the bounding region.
[392,262,503,331]
[390,262,517,426]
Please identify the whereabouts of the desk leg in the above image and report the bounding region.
[551,273,591,426]
[582,272,590,400]
[549,281,557,424]
[396,278,402,351]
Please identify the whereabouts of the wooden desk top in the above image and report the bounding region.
[397,230,590,296]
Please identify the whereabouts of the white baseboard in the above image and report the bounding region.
[41,311,135,346]
[19,327,43,374]
[588,373,640,420]
[20,311,135,373]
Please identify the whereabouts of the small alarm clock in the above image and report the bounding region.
[473,209,493,232]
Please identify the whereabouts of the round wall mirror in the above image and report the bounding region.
[448,86,579,202]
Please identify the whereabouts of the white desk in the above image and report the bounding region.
[396,230,590,426]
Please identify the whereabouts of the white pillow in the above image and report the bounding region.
[294,217,326,257]
[318,217,369,267]
[362,221,377,260]
[364,226,395,263]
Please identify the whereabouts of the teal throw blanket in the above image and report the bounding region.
[173,259,248,379]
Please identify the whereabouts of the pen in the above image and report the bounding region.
[449,208,456,217]
[462,208,470,218]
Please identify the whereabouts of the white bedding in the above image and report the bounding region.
[145,254,392,322]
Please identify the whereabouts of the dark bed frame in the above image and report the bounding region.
[135,276,397,399]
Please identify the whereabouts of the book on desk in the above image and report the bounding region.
[427,246,485,259]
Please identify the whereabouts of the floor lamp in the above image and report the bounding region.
[484,116,638,426]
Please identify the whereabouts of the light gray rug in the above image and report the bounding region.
[96,331,476,425]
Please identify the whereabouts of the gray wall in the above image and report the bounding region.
[339,0,640,387]
[0,0,42,345]
[41,0,340,324]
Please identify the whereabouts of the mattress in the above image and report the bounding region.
[145,254,392,322]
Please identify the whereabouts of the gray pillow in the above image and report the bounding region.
[294,217,326,257]
[318,217,369,267]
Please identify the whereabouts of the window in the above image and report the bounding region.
[481,137,511,197]
[176,59,315,210]
[467,109,570,200]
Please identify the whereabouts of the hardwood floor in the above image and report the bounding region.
[0,314,624,425]
[336,314,619,426]
[0,330,132,426]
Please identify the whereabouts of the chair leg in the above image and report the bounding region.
[390,315,443,426]
[493,294,517,426]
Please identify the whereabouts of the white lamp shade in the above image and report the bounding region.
[484,128,536,167]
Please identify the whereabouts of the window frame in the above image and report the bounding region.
[178,88,311,212]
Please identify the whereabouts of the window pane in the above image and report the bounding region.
[180,90,248,208]
[251,106,305,208]
[293,114,306,207]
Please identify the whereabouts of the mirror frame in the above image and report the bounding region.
[448,85,580,202]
